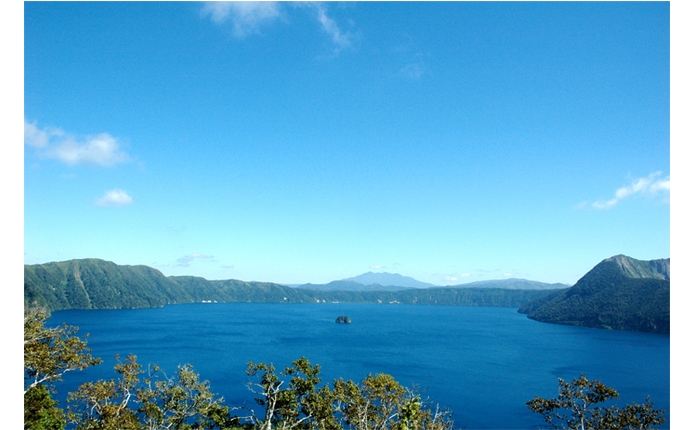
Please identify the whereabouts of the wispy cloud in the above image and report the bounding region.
[201,1,281,37]
[311,3,354,52]
[202,2,354,53]
[95,189,133,207]
[591,172,670,209]
[370,265,386,270]
[25,119,131,167]
[176,253,214,267]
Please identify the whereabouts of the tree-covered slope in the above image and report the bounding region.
[24,259,559,312]
[518,255,669,334]
[24,259,179,310]
[24,259,311,311]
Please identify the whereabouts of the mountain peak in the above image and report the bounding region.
[342,272,434,289]
[603,254,670,281]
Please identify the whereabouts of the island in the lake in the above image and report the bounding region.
[335,316,351,324]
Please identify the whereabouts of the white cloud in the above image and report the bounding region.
[442,275,458,282]
[592,172,670,209]
[176,253,214,267]
[312,3,353,52]
[24,121,63,148]
[51,133,129,167]
[25,119,130,167]
[95,189,133,207]
[202,2,354,52]
[370,265,386,270]
[201,1,281,37]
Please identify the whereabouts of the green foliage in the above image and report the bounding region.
[245,357,341,430]
[245,358,453,430]
[24,384,66,430]
[137,361,234,429]
[527,374,665,430]
[66,354,142,430]
[67,354,235,430]
[24,309,102,394]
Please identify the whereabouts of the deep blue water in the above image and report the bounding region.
[48,303,669,429]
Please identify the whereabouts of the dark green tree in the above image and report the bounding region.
[527,374,665,430]
[24,384,66,430]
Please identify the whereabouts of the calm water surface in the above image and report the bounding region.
[49,303,670,429]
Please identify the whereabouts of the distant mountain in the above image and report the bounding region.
[342,272,434,289]
[295,280,411,292]
[24,259,558,312]
[341,272,566,290]
[450,278,569,290]
[518,255,669,334]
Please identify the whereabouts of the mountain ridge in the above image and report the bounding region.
[24,258,559,312]
[448,278,569,290]
[332,272,568,291]
[294,280,412,292]
[24,255,669,334]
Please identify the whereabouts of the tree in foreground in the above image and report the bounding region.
[245,357,453,430]
[526,374,665,430]
[24,309,102,394]
[24,384,66,430]
[333,373,451,430]
[24,309,102,430]
[67,354,235,430]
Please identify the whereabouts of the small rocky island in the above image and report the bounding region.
[335,315,351,324]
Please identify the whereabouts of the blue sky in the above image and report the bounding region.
[23,1,671,286]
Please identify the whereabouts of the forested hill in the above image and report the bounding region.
[24,259,557,312]
[518,255,670,334]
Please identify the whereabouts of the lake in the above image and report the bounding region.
[48,303,670,429]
